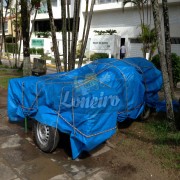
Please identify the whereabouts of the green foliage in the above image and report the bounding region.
[0,64,9,69]
[30,48,37,54]
[40,54,52,60]
[35,31,51,38]
[105,29,117,35]
[151,53,180,87]
[94,29,117,35]
[145,118,180,169]
[139,24,157,59]
[30,48,44,55]
[36,48,44,55]
[5,43,18,53]
[5,36,16,43]
[90,53,109,61]
[0,75,21,89]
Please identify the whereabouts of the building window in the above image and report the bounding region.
[171,37,180,44]
[95,0,117,5]
[51,0,57,7]
[130,38,142,43]
[34,18,79,32]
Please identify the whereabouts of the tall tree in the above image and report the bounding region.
[15,0,18,68]
[61,0,67,71]
[70,0,81,70]
[138,24,157,60]
[0,0,11,64]
[0,0,4,65]
[151,0,175,129]
[60,0,95,70]
[122,0,152,58]
[162,0,174,97]
[21,0,31,76]
[47,0,62,72]
[66,0,71,71]
[78,0,95,68]
[78,0,89,67]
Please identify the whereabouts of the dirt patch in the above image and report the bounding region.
[0,87,7,109]
[88,120,180,180]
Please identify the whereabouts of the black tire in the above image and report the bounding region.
[140,106,151,120]
[33,121,60,153]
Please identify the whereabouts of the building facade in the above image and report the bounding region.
[29,0,180,58]
[80,0,180,57]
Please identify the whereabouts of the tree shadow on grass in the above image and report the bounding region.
[117,112,180,147]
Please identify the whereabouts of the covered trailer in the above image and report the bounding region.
[8,58,162,159]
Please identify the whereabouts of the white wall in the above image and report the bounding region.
[84,2,180,57]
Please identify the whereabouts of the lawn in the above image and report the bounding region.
[0,69,22,89]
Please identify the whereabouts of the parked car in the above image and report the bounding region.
[8,58,162,159]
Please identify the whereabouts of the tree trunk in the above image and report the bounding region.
[29,9,37,39]
[162,0,174,97]
[61,0,67,71]
[70,0,81,70]
[151,0,175,130]
[78,0,95,67]
[21,0,31,76]
[78,0,89,67]
[0,0,4,65]
[0,0,9,64]
[47,0,61,72]
[15,0,18,68]
[18,31,22,67]
[67,0,71,71]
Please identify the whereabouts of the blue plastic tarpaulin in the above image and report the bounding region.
[8,58,163,159]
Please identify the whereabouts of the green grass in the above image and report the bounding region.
[0,75,20,89]
[0,64,9,69]
[145,119,180,169]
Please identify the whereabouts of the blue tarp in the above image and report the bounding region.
[8,57,163,159]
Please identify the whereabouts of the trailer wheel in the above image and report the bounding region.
[33,121,60,152]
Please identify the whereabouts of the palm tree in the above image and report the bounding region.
[122,0,151,57]
[139,24,157,60]
[21,0,31,76]
[151,0,175,130]
[162,0,174,96]
[47,0,62,72]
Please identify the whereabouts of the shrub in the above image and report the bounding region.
[90,53,109,61]
[36,31,51,38]
[151,53,180,87]
[40,54,52,60]
[5,43,18,53]
[36,48,44,55]
[30,48,44,55]
[30,48,37,54]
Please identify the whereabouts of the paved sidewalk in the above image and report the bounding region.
[0,87,115,180]
[0,115,114,180]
